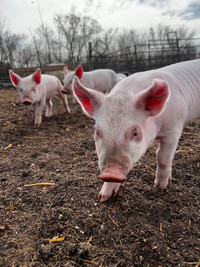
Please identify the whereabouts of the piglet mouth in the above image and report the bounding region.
[99,166,126,183]
[61,88,70,95]
[23,98,32,105]
[61,89,68,94]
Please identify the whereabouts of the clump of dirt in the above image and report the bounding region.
[0,89,199,267]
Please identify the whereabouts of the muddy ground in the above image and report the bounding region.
[0,89,199,267]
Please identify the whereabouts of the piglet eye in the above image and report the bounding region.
[96,130,100,137]
[129,126,142,142]
[95,127,102,139]
[31,87,36,92]
[19,88,23,92]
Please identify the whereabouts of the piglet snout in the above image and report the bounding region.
[99,166,126,183]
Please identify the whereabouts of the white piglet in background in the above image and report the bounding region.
[62,65,122,103]
[72,59,200,202]
[9,68,70,126]
[117,73,127,81]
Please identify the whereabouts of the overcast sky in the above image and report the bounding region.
[1,0,200,37]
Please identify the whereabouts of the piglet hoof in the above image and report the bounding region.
[98,194,111,202]
[154,177,171,189]
[98,182,121,202]
[65,108,71,114]
[98,191,118,202]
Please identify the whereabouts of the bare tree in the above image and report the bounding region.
[4,32,25,68]
[36,8,54,64]
[54,12,102,64]
[29,29,42,66]
[0,15,8,63]
[76,15,102,63]
[146,24,197,65]
[35,24,55,65]
[148,24,196,41]
[54,13,80,64]
[15,44,36,68]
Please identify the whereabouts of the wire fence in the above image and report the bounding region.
[89,35,200,74]
[1,33,200,85]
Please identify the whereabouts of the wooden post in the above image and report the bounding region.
[88,41,92,71]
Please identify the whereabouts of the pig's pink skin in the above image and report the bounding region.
[63,65,121,103]
[9,69,70,126]
[73,59,200,201]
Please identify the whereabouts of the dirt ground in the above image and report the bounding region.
[0,88,199,267]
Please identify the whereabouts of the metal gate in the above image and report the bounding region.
[88,33,200,74]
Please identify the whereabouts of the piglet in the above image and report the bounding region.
[9,68,70,126]
[72,59,200,202]
[117,73,127,81]
[62,65,121,103]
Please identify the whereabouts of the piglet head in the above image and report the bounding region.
[73,77,169,186]
[9,68,42,105]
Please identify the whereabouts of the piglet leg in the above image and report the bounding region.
[34,103,44,126]
[154,135,181,189]
[58,92,70,113]
[45,99,53,117]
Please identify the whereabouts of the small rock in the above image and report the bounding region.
[0,225,5,231]
[21,170,31,178]
[40,243,51,260]
[59,214,63,220]
[100,224,104,230]
[30,163,35,168]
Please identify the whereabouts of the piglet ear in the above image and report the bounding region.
[134,79,169,116]
[74,65,83,79]
[63,66,69,76]
[32,68,41,84]
[73,76,102,117]
[9,70,21,87]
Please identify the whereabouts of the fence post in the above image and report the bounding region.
[148,41,151,68]
[88,41,92,71]
[176,37,180,62]
[134,45,137,72]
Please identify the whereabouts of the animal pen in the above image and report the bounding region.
[88,32,200,74]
